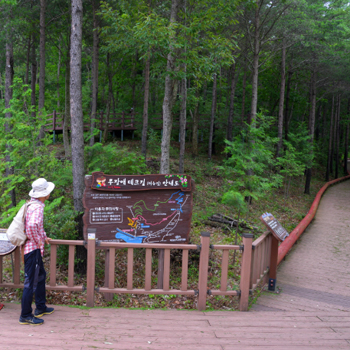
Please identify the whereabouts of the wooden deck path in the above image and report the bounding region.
[1,180,350,349]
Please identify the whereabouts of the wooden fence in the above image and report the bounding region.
[44,110,229,142]
[0,232,277,311]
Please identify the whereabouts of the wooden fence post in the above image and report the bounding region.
[268,235,279,291]
[197,231,211,311]
[86,230,96,307]
[239,233,253,311]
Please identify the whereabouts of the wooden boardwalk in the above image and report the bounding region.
[1,180,350,349]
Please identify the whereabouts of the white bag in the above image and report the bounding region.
[6,203,32,246]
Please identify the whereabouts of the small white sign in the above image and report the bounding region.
[88,233,95,240]
[0,233,8,241]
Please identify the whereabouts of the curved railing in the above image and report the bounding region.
[278,173,350,265]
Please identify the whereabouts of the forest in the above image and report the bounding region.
[1,0,350,277]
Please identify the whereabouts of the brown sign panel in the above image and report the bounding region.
[0,228,17,256]
[83,174,193,244]
[91,171,191,192]
[260,212,289,242]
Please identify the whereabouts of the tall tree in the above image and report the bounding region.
[5,41,16,207]
[160,0,179,174]
[89,0,100,147]
[70,0,84,212]
[276,38,286,157]
[141,54,150,158]
[38,0,46,139]
[70,0,86,273]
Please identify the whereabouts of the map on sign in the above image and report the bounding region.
[0,228,17,256]
[83,174,193,244]
[260,212,289,242]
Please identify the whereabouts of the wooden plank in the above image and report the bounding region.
[163,248,170,291]
[68,245,75,287]
[86,237,96,307]
[220,249,229,292]
[108,248,115,289]
[50,244,57,287]
[97,287,195,295]
[127,248,133,290]
[198,232,211,311]
[145,248,152,290]
[181,249,188,291]
[239,234,253,311]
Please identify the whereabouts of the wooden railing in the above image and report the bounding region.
[44,111,137,133]
[44,111,228,134]
[250,232,272,291]
[48,240,85,292]
[0,232,278,311]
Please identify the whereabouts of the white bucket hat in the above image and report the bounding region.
[29,178,55,198]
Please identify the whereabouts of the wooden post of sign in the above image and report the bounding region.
[240,233,253,311]
[268,235,279,291]
[157,249,164,289]
[198,232,210,311]
[86,229,96,307]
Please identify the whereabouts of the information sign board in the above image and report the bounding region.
[260,212,289,242]
[0,228,17,256]
[83,173,193,244]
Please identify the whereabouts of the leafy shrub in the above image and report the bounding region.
[85,142,149,175]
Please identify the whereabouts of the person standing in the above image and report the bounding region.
[19,178,55,325]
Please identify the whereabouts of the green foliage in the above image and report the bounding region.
[221,113,283,204]
[221,191,248,214]
[85,142,149,175]
[146,128,162,155]
[45,200,80,267]
[0,79,70,218]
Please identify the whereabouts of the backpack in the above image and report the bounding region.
[6,202,32,246]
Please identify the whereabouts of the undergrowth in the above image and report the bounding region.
[0,139,336,310]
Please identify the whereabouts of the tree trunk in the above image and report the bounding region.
[241,62,247,125]
[227,63,237,142]
[5,42,16,207]
[71,0,86,274]
[131,53,138,110]
[179,75,187,173]
[57,39,61,110]
[284,68,293,142]
[208,71,217,160]
[304,67,316,195]
[31,34,37,121]
[103,53,114,143]
[160,0,179,174]
[89,0,100,147]
[276,38,286,157]
[326,96,334,182]
[64,35,71,157]
[25,36,31,86]
[38,0,46,139]
[250,6,260,125]
[141,54,150,158]
[71,0,84,212]
[191,88,200,158]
